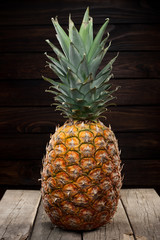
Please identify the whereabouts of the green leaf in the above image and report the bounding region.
[67,68,82,89]
[42,76,59,85]
[100,33,110,48]
[88,17,93,46]
[45,89,57,95]
[92,70,112,88]
[83,86,96,102]
[43,8,119,121]
[95,74,113,91]
[88,18,109,62]
[77,54,89,81]
[69,42,82,67]
[45,52,65,72]
[79,7,93,53]
[45,39,65,58]
[76,98,88,106]
[96,52,119,79]
[79,74,94,94]
[42,76,70,97]
[52,17,70,58]
[58,55,76,73]
[88,33,109,62]
[88,41,111,78]
[47,62,66,81]
[81,7,89,24]
[69,16,86,56]
[55,104,72,116]
[88,43,111,77]
[70,87,85,99]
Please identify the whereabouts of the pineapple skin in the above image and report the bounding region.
[41,120,122,231]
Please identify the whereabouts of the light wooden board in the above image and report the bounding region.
[83,200,135,240]
[1,189,160,240]
[30,201,82,240]
[121,189,160,240]
[0,190,41,240]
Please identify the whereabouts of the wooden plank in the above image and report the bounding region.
[0,160,41,186]
[0,159,160,186]
[1,24,160,52]
[83,199,134,240]
[121,189,160,240]
[0,132,160,160]
[0,106,160,133]
[109,24,160,51]
[0,80,49,106]
[114,79,160,106]
[122,160,160,185]
[0,79,160,106]
[0,190,41,240]
[30,201,82,240]
[1,52,160,80]
[0,0,160,25]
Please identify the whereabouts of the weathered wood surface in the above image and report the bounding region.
[83,200,134,240]
[1,189,159,240]
[0,0,160,25]
[1,52,160,79]
[1,24,160,52]
[30,201,82,240]
[0,79,160,106]
[30,200,134,240]
[0,190,41,240]
[29,189,160,240]
[121,189,160,240]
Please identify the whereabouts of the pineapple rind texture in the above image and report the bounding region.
[41,121,122,230]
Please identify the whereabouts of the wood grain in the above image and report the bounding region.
[0,0,160,25]
[121,189,160,240]
[1,189,159,239]
[0,190,41,240]
[0,79,160,106]
[0,106,160,133]
[0,0,160,189]
[1,24,160,52]
[0,159,42,185]
[1,52,160,80]
[0,132,159,160]
[30,201,82,240]
[122,160,160,185]
[0,159,160,186]
[83,200,134,240]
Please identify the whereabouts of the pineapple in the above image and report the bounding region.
[41,7,122,231]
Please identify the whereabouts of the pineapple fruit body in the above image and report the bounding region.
[41,7,122,231]
[41,120,121,230]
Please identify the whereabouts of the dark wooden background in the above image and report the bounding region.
[0,0,160,195]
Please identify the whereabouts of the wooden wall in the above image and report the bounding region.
[0,0,160,191]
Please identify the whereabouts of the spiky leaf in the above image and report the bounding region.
[43,7,119,120]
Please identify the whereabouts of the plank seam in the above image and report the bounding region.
[1,104,160,108]
[1,50,160,54]
[120,198,137,240]
[81,232,83,240]
[1,22,160,27]
[28,196,42,240]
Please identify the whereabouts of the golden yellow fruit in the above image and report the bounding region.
[41,121,122,230]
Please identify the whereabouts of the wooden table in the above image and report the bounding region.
[0,189,160,240]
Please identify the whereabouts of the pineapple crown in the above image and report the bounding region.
[43,7,119,121]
